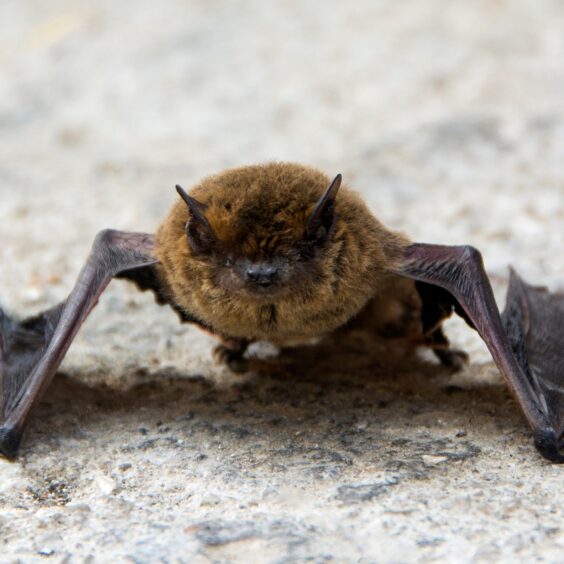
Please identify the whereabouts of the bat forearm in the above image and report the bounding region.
[0,230,157,458]
[394,243,564,462]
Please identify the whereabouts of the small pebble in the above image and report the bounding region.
[422,455,448,466]
[95,474,118,495]
[66,502,91,513]
[200,493,221,506]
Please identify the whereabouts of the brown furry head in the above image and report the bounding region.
[156,162,408,343]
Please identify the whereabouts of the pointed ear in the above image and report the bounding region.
[305,174,342,245]
[176,185,215,254]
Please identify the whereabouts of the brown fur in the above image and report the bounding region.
[155,162,412,346]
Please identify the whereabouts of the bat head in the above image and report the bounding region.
[174,164,343,303]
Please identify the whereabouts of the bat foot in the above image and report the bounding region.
[0,425,22,460]
[534,430,564,463]
[213,345,250,373]
[423,325,468,371]
[434,348,469,371]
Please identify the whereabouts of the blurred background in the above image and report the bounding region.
[1,1,563,266]
[2,0,563,335]
[1,1,564,561]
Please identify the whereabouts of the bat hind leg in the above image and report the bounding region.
[415,281,469,370]
[426,326,469,370]
[213,338,250,373]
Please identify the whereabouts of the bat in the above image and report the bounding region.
[0,163,562,462]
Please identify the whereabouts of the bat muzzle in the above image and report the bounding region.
[246,264,279,287]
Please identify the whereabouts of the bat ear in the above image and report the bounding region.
[176,185,216,254]
[305,174,342,246]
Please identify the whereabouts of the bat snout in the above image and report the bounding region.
[246,264,279,286]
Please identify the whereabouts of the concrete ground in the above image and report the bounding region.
[1,0,563,562]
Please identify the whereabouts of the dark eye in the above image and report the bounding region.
[296,240,316,261]
[186,219,215,256]
[307,224,329,246]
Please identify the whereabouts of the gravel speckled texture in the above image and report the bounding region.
[1,1,564,562]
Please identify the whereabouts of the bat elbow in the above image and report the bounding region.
[461,245,483,266]
[94,229,119,248]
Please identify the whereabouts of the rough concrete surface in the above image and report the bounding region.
[1,1,564,562]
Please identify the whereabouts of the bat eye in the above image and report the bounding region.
[186,220,214,255]
[309,225,329,246]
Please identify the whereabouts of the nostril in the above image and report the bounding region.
[246,267,259,282]
[246,265,279,285]
[262,266,279,281]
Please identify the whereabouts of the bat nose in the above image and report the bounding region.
[246,264,279,286]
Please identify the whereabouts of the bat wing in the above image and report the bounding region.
[501,269,564,461]
[391,243,564,462]
[0,230,158,458]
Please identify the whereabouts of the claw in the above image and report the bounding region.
[534,430,564,463]
[0,424,22,460]
[213,345,250,373]
[434,348,469,371]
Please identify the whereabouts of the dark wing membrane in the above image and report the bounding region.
[502,269,564,460]
[0,230,158,458]
[392,243,564,462]
[0,304,63,423]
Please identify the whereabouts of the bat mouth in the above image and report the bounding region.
[240,281,290,302]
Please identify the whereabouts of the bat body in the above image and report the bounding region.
[155,165,420,360]
[1,163,562,462]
